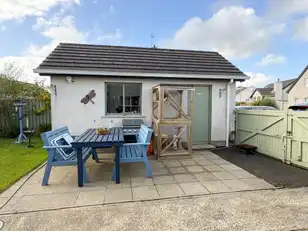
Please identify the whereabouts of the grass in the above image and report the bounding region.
[0,137,47,192]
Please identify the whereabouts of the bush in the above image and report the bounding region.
[251,98,277,108]
[236,101,247,106]
[36,123,51,135]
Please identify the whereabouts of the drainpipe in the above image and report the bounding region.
[226,79,234,147]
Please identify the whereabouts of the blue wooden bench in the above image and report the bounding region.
[112,124,153,180]
[41,126,99,186]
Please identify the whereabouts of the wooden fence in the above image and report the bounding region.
[0,99,51,136]
[236,110,308,169]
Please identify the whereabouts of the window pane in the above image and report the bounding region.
[124,84,141,113]
[106,83,123,113]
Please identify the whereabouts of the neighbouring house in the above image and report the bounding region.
[34,43,248,146]
[287,65,308,105]
[235,86,255,104]
[250,78,296,110]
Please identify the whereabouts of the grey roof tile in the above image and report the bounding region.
[35,43,247,78]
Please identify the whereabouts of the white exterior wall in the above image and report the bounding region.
[235,88,254,103]
[51,76,233,141]
[288,70,308,106]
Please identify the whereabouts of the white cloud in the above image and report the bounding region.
[109,5,115,15]
[257,53,286,66]
[268,0,308,19]
[0,0,80,22]
[97,29,122,43]
[162,6,285,59]
[0,14,86,84]
[294,16,308,41]
[238,72,273,87]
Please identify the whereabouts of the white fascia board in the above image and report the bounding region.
[33,68,249,80]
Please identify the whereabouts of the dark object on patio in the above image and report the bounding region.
[112,124,153,180]
[236,144,257,154]
[40,126,99,186]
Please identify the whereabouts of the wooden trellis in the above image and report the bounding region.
[152,84,195,158]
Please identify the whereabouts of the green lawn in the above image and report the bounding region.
[0,137,47,192]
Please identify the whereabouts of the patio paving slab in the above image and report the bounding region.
[173,174,198,183]
[179,182,209,195]
[202,153,222,160]
[131,177,154,187]
[212,171,238,180]
[193,172,218,181]
[107,177,131,189]
[168,167,188,174]
[210,159,231,165]
[219,164,243,171]
[162,160,181,168]
[185,165,205,173]
[179,159,197,166]
[201,181,232,193]
[242,178,275,189]
[105,188,132,203]
[156,184,184,197]
[132,186,159,200]
[153,175,176,185]
[222,179,253,191]
[151,168,170,176]
[195,159,214,166]
[75,190,106,206]
[229,170,256,179]
[203,165,225,172]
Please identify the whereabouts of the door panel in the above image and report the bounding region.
[192,86,210,144]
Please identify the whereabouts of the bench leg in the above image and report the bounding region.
[91,148,100,163]
[83,162,89,183]
[144,158,152,178]
[42,161,52,186]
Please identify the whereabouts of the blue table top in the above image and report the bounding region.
[71,127,124,148]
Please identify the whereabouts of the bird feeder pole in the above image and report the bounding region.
[14,101,27,143]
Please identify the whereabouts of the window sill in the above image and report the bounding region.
[102,114,146,118]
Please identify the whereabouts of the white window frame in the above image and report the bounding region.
[105,82,142,115]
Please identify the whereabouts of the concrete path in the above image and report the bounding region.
[1,187,308,231]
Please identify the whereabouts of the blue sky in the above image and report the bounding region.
[0,0,308,86]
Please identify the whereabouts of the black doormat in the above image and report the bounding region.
[212,147,308,188]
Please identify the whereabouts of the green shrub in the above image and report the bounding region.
[36,123,51,135]
[251,98,277,108]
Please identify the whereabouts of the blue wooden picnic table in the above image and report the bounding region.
[71,127,124,187]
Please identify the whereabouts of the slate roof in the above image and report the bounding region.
[251,88,275,98]
[264,78,297,89]
[286,65,308,93]
[34,43,247,79]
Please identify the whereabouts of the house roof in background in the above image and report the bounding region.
[264,78,297,89]
[250,88,275,98]
[286,65,308,93]
[34,43,248,80]
[236,88,245,95]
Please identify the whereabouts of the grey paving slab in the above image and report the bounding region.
[162,160,182,167]
[201,180,232,193]
[202,153,221,160]
[107,177,131,189]
[132,186,159,200]
[179,159,197,166]
[179,182,209,195]
[153,175,176,185]
[203,165,225,172]
[168,167,188,174]
[185,165,205,173]
[9,192,79,212]
[75,190,106,206]
[193,172,218,181]
[151,168,170,176]
[195,159,214,166]
[219,164,243,171]
[0,197,8,208]
[131,177,154,187]
[222,179,254,191]
[210,159,231,165]
[242,178,275,189]
[156,184,184,197]
[229,170,256,179]
[173,174,198,183]
[0,196,23,213]
[105,187,132,203]
[212,171,237,180]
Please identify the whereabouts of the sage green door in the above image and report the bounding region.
[192,86,210,144]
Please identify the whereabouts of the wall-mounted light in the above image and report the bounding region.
[219,88,226,98]
[51,84,57,96]
[66,76,74,83]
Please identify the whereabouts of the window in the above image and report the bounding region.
[106,83,141,114]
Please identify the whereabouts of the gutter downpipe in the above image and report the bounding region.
[226,79,234,147]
